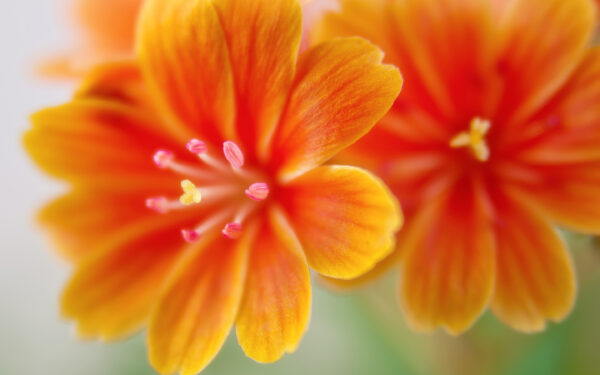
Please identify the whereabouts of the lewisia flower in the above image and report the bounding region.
[26,0,402,373]
[315,0,600,333]
[41,0,331,77]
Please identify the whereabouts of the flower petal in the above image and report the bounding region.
[273,37,402,179]
[212,0,302,159]
[137,0,236,142]
[399,181,495,334]
[148,229,254,375]
[281,165,401,279]
[38,189,174,263]
[61,213,198,340]
[491,194,576,332]
[312,0,391,55]
[319,245,403,291]
[515,48,600,164]
[73,61,148,106]
[496,0,595,127]
[72,0,141,54]
[507,162,600,234]
[25,98,180,189]
[315,0,498,124]
[236,207,311,363]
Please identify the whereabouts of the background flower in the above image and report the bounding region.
[314,0,600,333]
[38,0,338,77]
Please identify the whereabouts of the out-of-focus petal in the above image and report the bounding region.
[71,0,142,54]
[236,207,310,363]
[514,48,600,164]
[212,0,302,159]
[74,61,149,106]
[137,0,237,142]
[148,229,254,375]
[491,192,576,332]
[281,165,401,279]
[399,181,495,334]
[507,162,600,234]
[495,0,594,128]
[311,0,390,57]
[273,37,402,179]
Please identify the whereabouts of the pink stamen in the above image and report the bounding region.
[245,182,270,201]
[223,141,245,169]
[145,196,184,213]
[186,139,207,155]
[153,150,174,169]
[145,196,168,213]
[181,229,201,243]
[222,222,242,239]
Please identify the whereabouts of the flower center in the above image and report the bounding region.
[146,139,270,242]
[449,117,491,162]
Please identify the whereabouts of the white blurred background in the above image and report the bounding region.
[2,2,599,375]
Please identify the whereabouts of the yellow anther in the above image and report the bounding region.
[449,117,491,162]
[179,179,202,205]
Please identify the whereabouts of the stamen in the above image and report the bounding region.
[152,149,215,179]
[181,208,235,243]
[223,141,245,169]
[181,229,201,243]
[222,222,242,239]
[179,179,202,205]
[245,182,270,201]
[145,196,168,213]
[449,117,491,162]
[153,150,174,169]
[145,196,183,214]
[186,139,207,155]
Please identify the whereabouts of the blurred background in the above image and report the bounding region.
[1,1,599,374]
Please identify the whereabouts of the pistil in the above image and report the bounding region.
[450,117,491,162]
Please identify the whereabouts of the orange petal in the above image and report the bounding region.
[37,54,87,79]
[74,61,148,105]
[137,0,237,142]
[148,229,254,375]
[236,207,311,363]
[71,0,141,54]
[317,0,500,123]
[311,0,390,54]
[496,0,595,127]
[61,213,198,340]
[491,194,576,332]
[507,162,600,234]
[39,190,167,263]
[281,165,401,279]
[212,0,302,158]
[516,48,600,164]
[300,0,338,52]
[399,181,495,334]
[273,37,402,179]
[319,245,403,291]
[25,98,179,189]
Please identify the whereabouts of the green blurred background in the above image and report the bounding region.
[1,1,599,374]
[95,233,600,375]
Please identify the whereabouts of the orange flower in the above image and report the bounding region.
[26,0,402,372]
[41,0,332,77]
[315,0,600,333]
